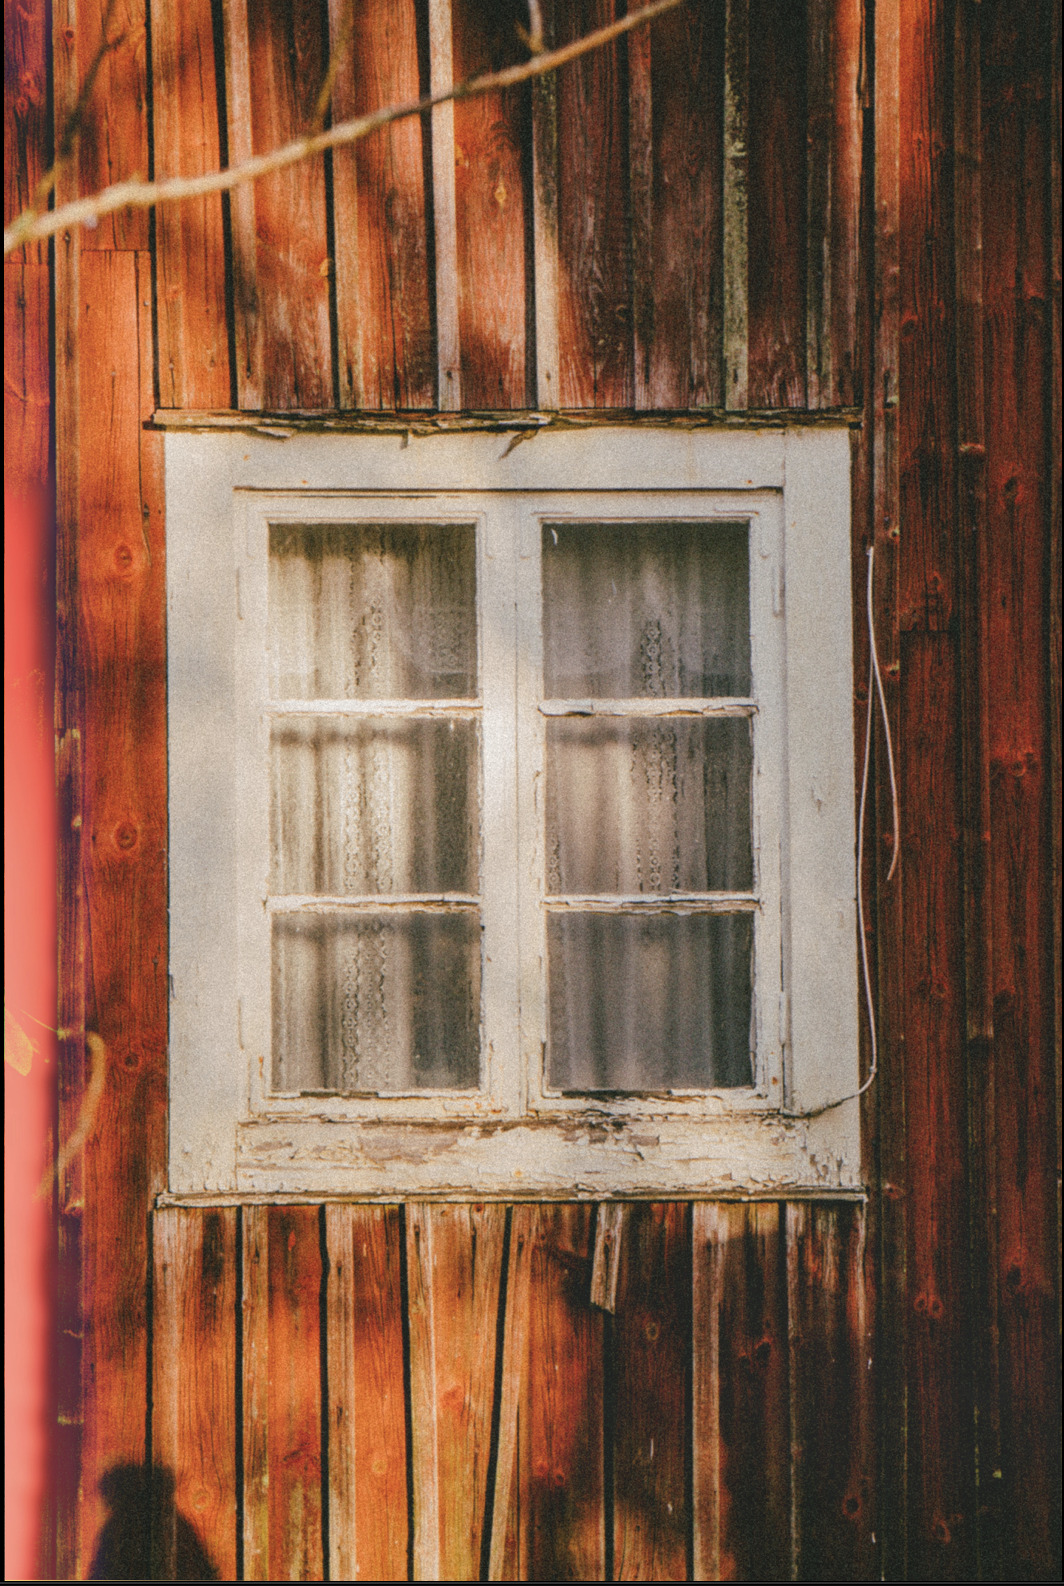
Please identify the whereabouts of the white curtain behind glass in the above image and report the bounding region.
[542,522,755,1090]
[268,523,479,1094]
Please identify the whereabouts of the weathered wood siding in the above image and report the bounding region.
[142,1200,873,1582]
[3,0,1059,1577]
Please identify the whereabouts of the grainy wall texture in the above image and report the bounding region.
[3,0,1059,1577]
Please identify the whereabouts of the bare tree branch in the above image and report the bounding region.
[5,0,682,257]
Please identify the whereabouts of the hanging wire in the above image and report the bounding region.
[784,540,899,1118]
[853,540,899,1096]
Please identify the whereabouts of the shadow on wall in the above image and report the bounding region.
[89,1464,218,1582]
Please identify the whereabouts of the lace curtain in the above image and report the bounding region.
[265,517,755,1095]
[543,521,754,1090]
[269,522,479,1093]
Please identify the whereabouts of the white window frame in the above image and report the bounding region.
[165,426,861,1198]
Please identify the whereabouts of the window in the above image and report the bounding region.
[166,427,860,1197]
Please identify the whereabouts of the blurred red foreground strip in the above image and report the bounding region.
[5,487,57,1582]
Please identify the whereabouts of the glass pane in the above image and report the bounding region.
[542,521,750,698]
[271,717,479,895]
[547,911,753,1090]
[270,521,477,699]
[273,912,480,1092]
[546,717,752,894]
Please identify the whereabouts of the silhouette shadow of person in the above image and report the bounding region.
[89,1464,219,1581]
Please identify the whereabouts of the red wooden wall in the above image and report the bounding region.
[4,0,1060,1578]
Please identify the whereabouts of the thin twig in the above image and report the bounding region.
[5,0,682,256]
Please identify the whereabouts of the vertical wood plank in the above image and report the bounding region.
[150,0,231,409]
[243,0,333,409]
[407,1203,506,1580]
[76,247,168,1581]
[527,1203,604,1582]
[896,0,975,1573]
[52,5,84,1574]
[328,0,434,410]
[243,1205,325,1580]
[691,1204,722,1584]
[6,22,54,1577]
[490,1204,605,1582]
[589,1199,625,1313]
[3,260,50,497]
[980,4,1060,1574]
[488,1206,534,1582]
[692,1201,789,1583]
[627,0,654,411]
[1049,0,1063,1496]
[806,0,861,408]
[612,1203,688,1581]
[4,0,50,481]
[223,0,263,407]
[152,1207,239,1582]
[4,0,49,258]
[871,0,906,1574]
[746,0,807,407]
[629,0,723,410]
[429,0,461,411]
[325,1203,409,1582]
[75,0,150,250]
[805,0,833,409]
[451,0,529,409]
[530,1,561,408]
[722,0,749,409]
[787,1202,875,1581]
[555,0,632,408]
[952,4,1000,1575]
[242,1204,270,1578]
[832,0,863,407]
